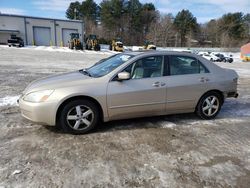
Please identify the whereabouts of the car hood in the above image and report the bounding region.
[23,71,92,94]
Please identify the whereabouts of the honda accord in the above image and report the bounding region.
[19,51,238,134]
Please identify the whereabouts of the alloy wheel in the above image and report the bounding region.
[66,105,94,131]
[202,96,220,117]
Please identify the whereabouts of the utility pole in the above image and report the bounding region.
[74,8,77,20]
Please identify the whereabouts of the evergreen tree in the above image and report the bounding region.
[174,9,198,47]
[219,13,246,40]
[81,0,98,21]
[66,1,82,20]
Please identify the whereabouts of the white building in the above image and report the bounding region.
[0,14,84,46]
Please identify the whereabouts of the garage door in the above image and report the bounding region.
[0,33,10,44]
[62,29,78,47]
[33,27,51,46]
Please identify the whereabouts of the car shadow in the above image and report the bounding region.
[43,98,250,135]
[43,113,199,135]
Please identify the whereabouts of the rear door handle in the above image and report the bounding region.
[199,77,205,82]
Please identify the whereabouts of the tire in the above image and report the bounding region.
[94,45,100,51]
[196,91,223,120]
[58,99,99,134]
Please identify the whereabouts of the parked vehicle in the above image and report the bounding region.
[85,34,101,51]
[214,53,226,62]
[242,54,250,62]
[214,53,233,63]
[199,52,220,62]
[110,38,124,52]
[68,33,82,50]
[8,35,24,47]
[224,55,233,63]
[19,51,238,134]
[143,40,156,50]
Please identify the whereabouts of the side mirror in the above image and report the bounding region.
[117,72,130,81]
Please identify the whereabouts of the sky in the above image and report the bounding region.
[0,0,249,23]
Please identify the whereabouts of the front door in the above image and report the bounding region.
[107,56,167,120]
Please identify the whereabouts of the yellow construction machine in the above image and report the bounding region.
[68,33,82,50]
[85,34,101,51]
[143,40,156,50]
[110,38,124,52]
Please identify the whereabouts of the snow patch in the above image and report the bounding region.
[21,45,117,55]
[12,170,22,175]
[197,161,245,186]
[242,95,250,99]
[159,121,177,128]
[0,96,20,107]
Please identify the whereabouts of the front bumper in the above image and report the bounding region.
[18,97,57,126]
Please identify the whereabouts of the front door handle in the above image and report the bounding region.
[199,77,210,83]
[152,82,160,87]
[152,82,166,87]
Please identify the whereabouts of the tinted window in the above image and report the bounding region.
[123,56,163,79]
[169,56,209,75]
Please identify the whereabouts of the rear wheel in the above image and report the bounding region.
[95,44,101,51]
[196,92,222,119]
[59,99,99,134]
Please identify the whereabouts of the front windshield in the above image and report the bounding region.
[87,54,134,77]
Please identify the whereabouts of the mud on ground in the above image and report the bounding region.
[0,47,250,187]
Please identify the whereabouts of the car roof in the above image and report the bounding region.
[123,50,197,57]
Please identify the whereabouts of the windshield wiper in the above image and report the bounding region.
[79,69,92,77]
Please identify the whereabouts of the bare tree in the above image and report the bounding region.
[147,14,176,47]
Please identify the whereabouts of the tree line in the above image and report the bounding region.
[66,0,250,47]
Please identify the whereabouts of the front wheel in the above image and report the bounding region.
[58,99,99,134]
[196,92,222,119]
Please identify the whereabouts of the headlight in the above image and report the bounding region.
[23,90,54,103]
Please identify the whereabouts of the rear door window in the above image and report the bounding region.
[169,56,209,75]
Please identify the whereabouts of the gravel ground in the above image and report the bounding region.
[0,46,250,188]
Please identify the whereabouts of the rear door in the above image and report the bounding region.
[165,55,212,112]
[107,55,167,120]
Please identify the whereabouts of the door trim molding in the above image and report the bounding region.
[109,101,165,109]
[167,99,194,103]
